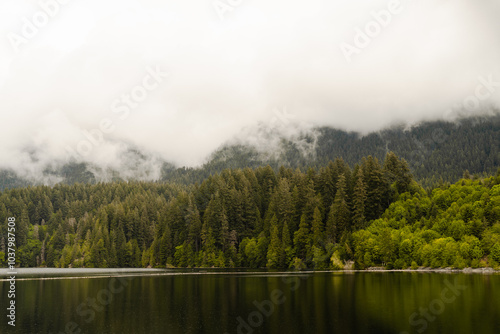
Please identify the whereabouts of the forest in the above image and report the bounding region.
[1,152,499,270]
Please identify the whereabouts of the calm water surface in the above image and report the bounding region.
[1,268,499,334]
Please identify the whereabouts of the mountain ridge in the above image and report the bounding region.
[1,113,499,190]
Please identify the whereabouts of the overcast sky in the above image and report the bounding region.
[0,0,499,178]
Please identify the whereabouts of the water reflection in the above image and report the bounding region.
[0,271,499,334]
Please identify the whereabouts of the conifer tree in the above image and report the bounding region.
[220,210,230,252]
[159,225,173,264]
[266,215,281,268]
[325,203,337,243]
[201,222,217,266]
[294,214,311,259]
[186,196,202,252]
[331,174,350,236]
[362,156,386,221]
[18,209,30,247]
[311,207,324,248]
[274,178,294,230]
[281,220,293,267]
[352,172,367,229]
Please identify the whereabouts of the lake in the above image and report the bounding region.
[1,269,499,334]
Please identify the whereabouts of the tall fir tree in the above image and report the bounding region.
[281,220,293,267]
[311,207,324,248]
[186,195,202,252]
[330,174,350,237]
[352,172,367,229]
[266,215,281,268]
[294,214,311,259]
[362,156,387,221]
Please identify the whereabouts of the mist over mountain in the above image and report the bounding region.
[1,112,498,190]
[185,111,500,186]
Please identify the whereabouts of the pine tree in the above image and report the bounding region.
[311,207,323,248]
[203,193,225,247]
[290,185,302,232]
[352,172,367,229]
[273,178,294,231]
[266,215,281,268]
[281,220,293,267]
[293,214,311,259]
[91,239,108,268]
[318,162,337,212]
[158,225,173,265]
[41,195,54,223]
[220,210,230,252]
[201,222,217,266]
[383,151,400,184]
[331,174,350,237]
[396,158,413,194]
[138,211,149,250]
[115,228,127,267]
[256,165,277,214]
[383,152,413,196]
[18,209,30,247]
[325,203,337,243]
[241,186,259,238]
[362,156,386,221]
[186,196,202,252]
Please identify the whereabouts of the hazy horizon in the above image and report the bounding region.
[1,0,499,180]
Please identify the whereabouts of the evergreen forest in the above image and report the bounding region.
[2,151,499,270]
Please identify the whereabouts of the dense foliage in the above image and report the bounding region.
[1,152,499,270]
[352,172,500,269]
[0,153,414,269]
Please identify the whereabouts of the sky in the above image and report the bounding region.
[0,0,499,180]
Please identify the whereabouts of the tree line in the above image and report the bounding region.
[0,152,499,270]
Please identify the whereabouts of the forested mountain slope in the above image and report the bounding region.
[1,151,499,270]
[199,114,500,188]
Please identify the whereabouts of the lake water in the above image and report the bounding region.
[1,269,499,334]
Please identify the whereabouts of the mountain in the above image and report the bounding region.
[146,113,500,188]
[0,113,499,190]
[204,114,500,187]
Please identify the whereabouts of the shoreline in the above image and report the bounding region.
[1,267,499,281]
[364,266,500,273]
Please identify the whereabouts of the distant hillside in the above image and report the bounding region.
[163,113,500,187]
[1,113,499,190]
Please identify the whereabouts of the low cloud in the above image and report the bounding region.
[0,0,498,181]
